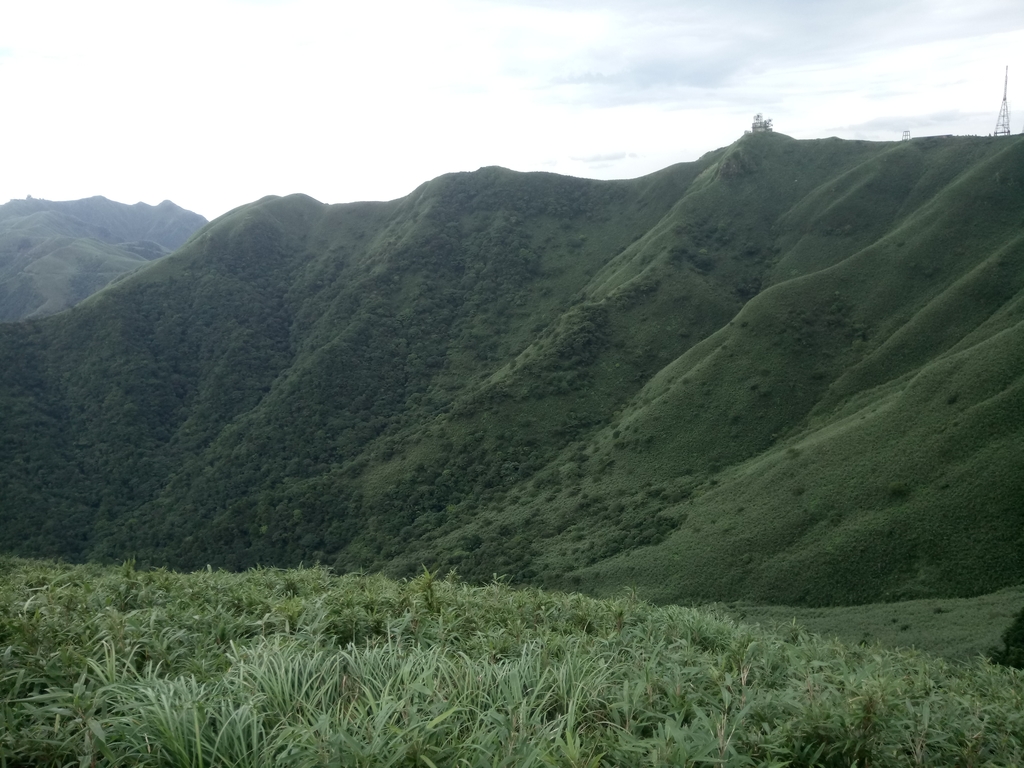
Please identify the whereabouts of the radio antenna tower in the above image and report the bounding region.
[995,66,1011,136]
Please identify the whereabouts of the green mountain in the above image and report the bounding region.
[0,196,207,320]
[2,132,1022,608]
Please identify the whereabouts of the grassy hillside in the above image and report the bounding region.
[0,196,206,320]
[2,558,1021,767]
[0,134,1022,609]
[721,585,1024,661]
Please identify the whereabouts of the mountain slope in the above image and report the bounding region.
[564,137,1024,605]
[1,133,1022,607]
[0,196,207,320]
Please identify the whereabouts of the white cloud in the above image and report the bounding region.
[1,0,1022,218]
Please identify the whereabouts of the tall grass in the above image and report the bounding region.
[1,557,1021,766]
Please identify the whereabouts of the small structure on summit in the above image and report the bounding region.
[995,66,1011,137]
[751,113,773,133]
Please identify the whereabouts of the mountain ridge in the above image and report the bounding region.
[1,132,1022,608]
[0,195,207,320]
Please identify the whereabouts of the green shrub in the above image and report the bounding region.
[992,604,1024,668]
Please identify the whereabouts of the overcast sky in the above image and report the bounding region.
[3,0,1024,220]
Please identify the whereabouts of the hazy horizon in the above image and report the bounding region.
[3,0,1023,219]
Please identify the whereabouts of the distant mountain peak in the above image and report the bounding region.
[0,195,207,320]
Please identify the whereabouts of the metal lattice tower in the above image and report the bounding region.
[995,66,1011,136]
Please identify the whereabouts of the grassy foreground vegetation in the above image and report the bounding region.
[2,558,1022,767]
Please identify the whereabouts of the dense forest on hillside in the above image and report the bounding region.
[3,558,1021,766]
[1,132,1022,608]
[0,196,206,320]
